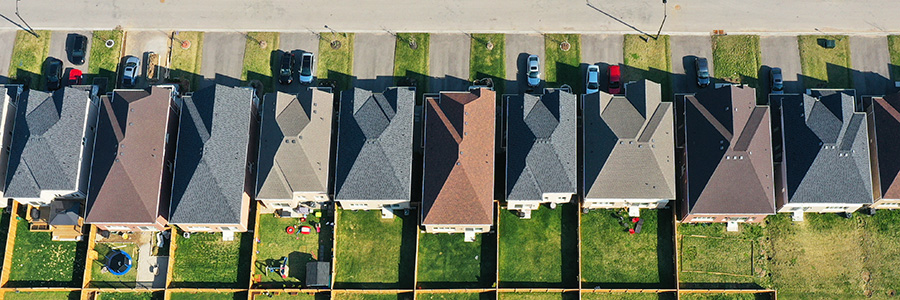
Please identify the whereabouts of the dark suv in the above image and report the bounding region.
[695,57,710,88]
[45,57,63,91]
[278,52,295,85]
[69,34,88,65]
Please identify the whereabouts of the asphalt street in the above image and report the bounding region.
[760,36,804,94]
[505,34,544,94]
[850,36,894,96]
[428,33,470,93]
[670,35,712,94]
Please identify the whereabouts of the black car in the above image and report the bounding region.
[45,58,63,91]
[278,52,295,85]
[69,34,87,65]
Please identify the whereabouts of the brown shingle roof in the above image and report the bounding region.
[422,88,495,225]
[85,87,176,224]
[869,92,900,200]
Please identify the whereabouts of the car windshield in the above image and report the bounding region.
[301,65,312,76]
[609,81,620,89]
[126,62,137,68]
[280,68,291,76]
[699,71,709,79]
[773,82,784,90]
[588,82,599,89]
[528,71,539,79]
[73,50,84,56]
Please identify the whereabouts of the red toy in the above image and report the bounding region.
[285,226,296,234]
[300,226,312,234]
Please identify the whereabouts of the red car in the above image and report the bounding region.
[67,68,83,86]
[608,65,622,94]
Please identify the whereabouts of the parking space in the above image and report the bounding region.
[48,31,91,73]
[850,36,894,96]
[429,33,470,93]
[581,34,623,92]
[0,30,17,83]
[123,31,171,88]
[352,33,395,92]
[505,34,544,94]
[278,32,320,93]
[670,35,713,94]
[761,36,804,94]
[199,32,247,88]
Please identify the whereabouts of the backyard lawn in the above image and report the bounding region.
[87,29,124,88]
[334,210,416,288]
[393,32,429,96]
[677,221,771,289]
[581,208,675,288]
[242,32,280,92]
[469,33,505,92]
[254,210,333,288]
[678,293,759,300]
[251,293,321,300]
[623,35,671,97]
[171,230,251,288]
[8,30,51,89]
[543,34,582,92]
[7,217,86,287]
[498,204,578,287]
[499,292,578,300]
[169,31,204,90]
[98,292,163,300]
[317,32,355,90]
[4,291,79,300]
[581,293,676,300]
[169,292,245,300]
[417,293,485,300]
[889,35,900,81]
[416,231,496,288]
[91,242,139,285]
[798,35,852,88]
[712,35,761,86]
[333,292,411,300]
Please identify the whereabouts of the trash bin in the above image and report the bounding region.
[818,38,836,49]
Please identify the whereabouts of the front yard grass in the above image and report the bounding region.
[393,33,429,97]
[8,30,51,90]
[888,35,900,81]
[87,30,124,87]
[623,35,671,97]
[581,208,675,288]
[254,210,333,288]
[91,242,139,285]
[334,210,416,288]
[469,33,505,92]
[543,34,582,92]
[798,35,852,88]
[582,292,676,300]
[317,32,354,91]
[498,204,578,287]
[170,292,246,300]
[171,230,252,288]
[4,291,79,300]
[416,231,496,288]
[7,216,87,287]
[712,35,761,86]
[169,31,204,91]
[242,32,280,93]
[677,221,770,289]
[98,292,163,300]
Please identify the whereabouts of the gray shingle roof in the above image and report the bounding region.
[169,84,255,224]
[5,86,94,198]
[774,90,873,205]
[584,81,675,200]
[334,88,414,201]
[256,88,335,200]
[505,90,577,201]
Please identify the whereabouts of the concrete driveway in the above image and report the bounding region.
[670,35,713,94]
[582,34,623,93]
[352,33,395,92]
[0,30,17,83]
[199,32,247,88]
[850,36,894,96]
[428,33,470,93]
[761,36,804,94]
[47,31,92,75]
[278,32,320,93]
[505,34,544,94]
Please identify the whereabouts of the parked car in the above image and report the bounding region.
[585,65,600,94]
[695,57,710,88]
[527,55,540,87]
[67,68,83,86]
[278,52,295,85]
[121,56,140,88]
[69,34,87,65]
[608,65,622,94]
[299,52,315,84]
[45,58,63,91]
[770,67,784,94]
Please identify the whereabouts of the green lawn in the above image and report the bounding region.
[171,230,251,288]
[623,35,671,98]
[863,210,900,299]
[251,293,320,300]
[498,204,578,287]
[543,34,582,92]
[8,30,51,90]
[254,211,332,287]
[91,242,139,285]
[888,35,900,81]
[3,291,79,300]
[333,292,410,300]
[98,292,163,300]
[87,30,124,87]
[334,210,416,288]
[242,32,280,92]
[581,209,674,287]
[498,292,578,300]
[169,31,204,91]
[417,293,484,300]
[317,32,354,90]
[798,35,852,88]
[678,293,758,300]
[170,292,245,300]
[393,32,429,96]
[712,35,761,86]
[416,231,495,288]
[677,221,770,289]
[7,217,86,287]
[469,33,505,92]
[582,293,676,300]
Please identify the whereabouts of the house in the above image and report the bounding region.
[2,86,99,241]
[583,80,675,216]
[0,85,23,207]
[676,85,775,230]
[256,88,335,215]
[334,87,415,213]
[84,86,182,232]
[505,89,576,219]
[422,88,495,241]
[169,84,258,234]
[865,92,900,209]
[770,90,872,220]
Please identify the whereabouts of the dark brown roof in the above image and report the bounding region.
[422,88,495,225]
[85,87,176,224]
[870,92,900,200]
[680,85,775,215]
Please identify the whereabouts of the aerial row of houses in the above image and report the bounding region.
[0,80,897,241]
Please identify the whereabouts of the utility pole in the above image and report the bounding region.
[655,0,667,40]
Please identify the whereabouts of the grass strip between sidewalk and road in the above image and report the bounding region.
[393,33,429,98]
[469,33,505,93]
[623,35,671,98]
[169,31,204,91]
[798,35,852,89]
[712,35,761,86]
[317,32,354,91]
[544,33,582,93]
[242,32,280,93]
[87,29,124,87]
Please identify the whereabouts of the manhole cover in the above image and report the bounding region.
[105,40,115,48]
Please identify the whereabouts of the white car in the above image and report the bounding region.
[527,55,540,87]
[299,52,315,84]
[586,65,600,94]
[121,56,140,88]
